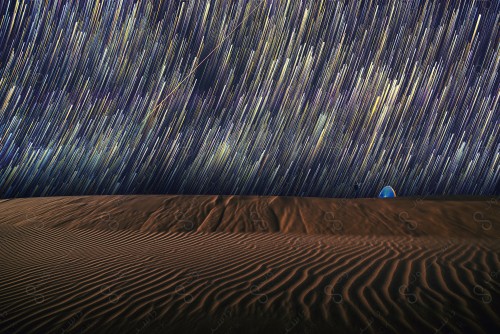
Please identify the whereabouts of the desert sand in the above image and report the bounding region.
[0,195,498,333]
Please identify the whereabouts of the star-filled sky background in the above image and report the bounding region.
[0,0,498,198]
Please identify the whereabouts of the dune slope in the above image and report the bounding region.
[0,195,498,237]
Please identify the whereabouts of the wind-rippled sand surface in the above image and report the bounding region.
[0,196,499,333]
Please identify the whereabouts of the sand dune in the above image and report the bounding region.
[0,196,499,333]
[0,195,498,238]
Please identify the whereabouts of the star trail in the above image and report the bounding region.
[0,0,498,198]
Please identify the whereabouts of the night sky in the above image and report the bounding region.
[0,0,498,198]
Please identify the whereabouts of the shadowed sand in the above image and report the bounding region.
[0,196,498,333]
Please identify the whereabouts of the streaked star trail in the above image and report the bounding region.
[0,0,498,198]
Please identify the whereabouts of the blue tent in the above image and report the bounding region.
[378,186,396,198]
